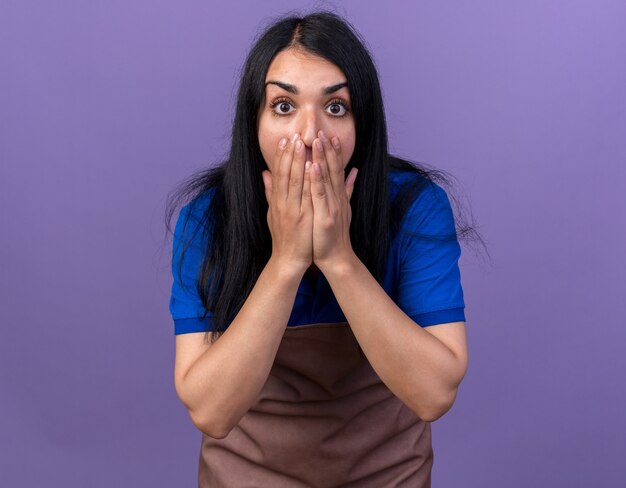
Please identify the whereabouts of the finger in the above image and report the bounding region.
[318,130,344,191]
[287,139,306,206]
[301,160,313,213]
[345,167,358,201]
[311,162,329,216]
[276,133,299,200]
[313,137,336,203]
[261,170,273,204]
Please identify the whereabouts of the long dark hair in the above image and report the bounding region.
[165,10,486,343]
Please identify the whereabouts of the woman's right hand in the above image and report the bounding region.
[261,133,313,277]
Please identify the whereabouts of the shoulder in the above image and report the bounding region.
[180,188,216,222]
[172,188,219,256]
[176,188,217,234]
[389,168,454,234]
[389,166,430,195]
[389,167,447,203]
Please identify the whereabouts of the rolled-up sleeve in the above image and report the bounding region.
[169,195,215,334]
[396,182,466,327]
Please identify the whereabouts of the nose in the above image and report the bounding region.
[299,109,322,160]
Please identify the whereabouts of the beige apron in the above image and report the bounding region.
[198,322,433,487]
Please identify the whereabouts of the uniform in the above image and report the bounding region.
[169,169,466,487]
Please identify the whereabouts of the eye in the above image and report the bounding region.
[268,97,351,118]
[269,97,295,117]
[326,99,350,117]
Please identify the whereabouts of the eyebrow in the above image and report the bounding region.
[264,80,349,95]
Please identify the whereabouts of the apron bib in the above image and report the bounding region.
[198,322,433,487]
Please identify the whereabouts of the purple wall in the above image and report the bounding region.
[2,1,625,486]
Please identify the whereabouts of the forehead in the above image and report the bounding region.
[264,49,347,87]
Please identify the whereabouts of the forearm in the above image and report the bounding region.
[321,253,463,422]
[180,258,303,437]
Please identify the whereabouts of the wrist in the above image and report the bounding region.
[265,256,308,285]
[315,250,360,280]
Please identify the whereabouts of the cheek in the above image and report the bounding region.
[258,138,273,169]
[258,129,282,171]
[343,142,355,167]
[340,133,356,168]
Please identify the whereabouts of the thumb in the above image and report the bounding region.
[261,170,273,204]
[345,168,358,201]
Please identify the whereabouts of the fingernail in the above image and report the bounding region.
[315,139,323,151]
[318,130,327,141]
[279,138,287,149]
[296,140,303,151]
[305,161,311,171]
[291,133,300,143]
[332,137,340,149]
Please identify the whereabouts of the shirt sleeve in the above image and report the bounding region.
[169,195,215,334]
[396,182,466,327]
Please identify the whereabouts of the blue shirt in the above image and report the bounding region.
[170,169,465,334]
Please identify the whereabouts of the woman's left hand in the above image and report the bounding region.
[310,130,358,271]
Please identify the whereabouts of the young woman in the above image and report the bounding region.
[167,10,476,487]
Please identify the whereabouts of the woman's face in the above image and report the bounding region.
[257,48,356,173]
